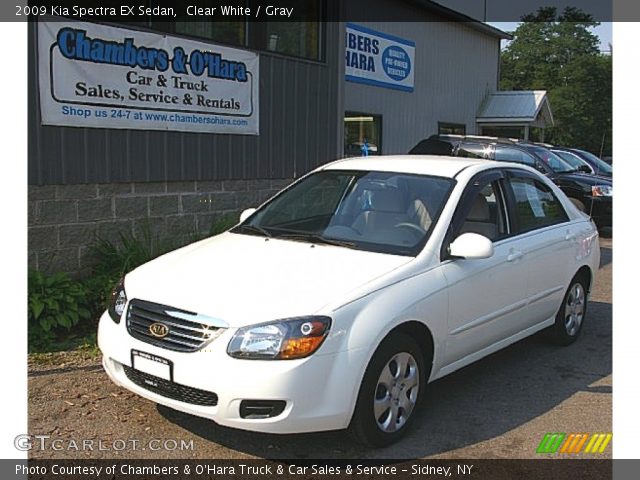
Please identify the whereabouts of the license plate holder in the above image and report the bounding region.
[131,350,173,381]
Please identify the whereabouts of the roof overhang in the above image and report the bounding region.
[404,0,513,40]
[476,91,554,128]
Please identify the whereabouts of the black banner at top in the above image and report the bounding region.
[0,0,620,23]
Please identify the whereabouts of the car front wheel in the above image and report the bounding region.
[349,333,424,447]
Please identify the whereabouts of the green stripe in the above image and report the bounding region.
[550,433,566,453]
[537,433,566,453]
[537,433,553,453]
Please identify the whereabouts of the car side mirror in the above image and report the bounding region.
[578,165,592,173]
[449,232,494,260]
[239,208,256,223]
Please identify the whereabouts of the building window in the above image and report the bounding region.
[344,112,382,157]
[438,122,466,135]
[174,22,246,47]
[264,22,321,59]
[250,0,323,60]
[138,1,324,61]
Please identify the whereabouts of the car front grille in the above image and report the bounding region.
[126,299,225,352]
[123,365,218,406]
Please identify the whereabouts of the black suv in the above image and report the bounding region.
[410,135,612,229]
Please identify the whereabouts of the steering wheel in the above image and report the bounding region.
[394,222,427,237]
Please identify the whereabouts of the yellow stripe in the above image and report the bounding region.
[598,434,612,453]
[574,434,589,453]
[584,434,598,453]
[590,434,606,453]
[560,434,575,453]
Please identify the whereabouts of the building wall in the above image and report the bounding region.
[343,1,501,154]
[28,179,293,275]
[27,21,341,275]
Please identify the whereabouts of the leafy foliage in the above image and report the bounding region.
[83,215,238,315]
[28,270,91,351]
[29,214,239,352]
[500,7,612,155]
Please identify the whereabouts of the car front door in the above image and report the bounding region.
[439,170,530,370]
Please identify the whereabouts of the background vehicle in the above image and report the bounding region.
[551,147,613,178]
[98,155,600,447]
[410,135,612,230]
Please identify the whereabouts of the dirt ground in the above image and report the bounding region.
[28,238,612,460]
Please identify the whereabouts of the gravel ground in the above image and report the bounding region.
[28,238,612,459]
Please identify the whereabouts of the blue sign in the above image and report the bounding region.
[345,23,415,92]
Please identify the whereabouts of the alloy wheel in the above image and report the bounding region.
[373,352,419,432]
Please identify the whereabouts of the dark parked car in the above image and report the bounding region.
[550,147,612,178]
[410,135,612,229]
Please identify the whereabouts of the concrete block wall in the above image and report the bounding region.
[28,179,293,276]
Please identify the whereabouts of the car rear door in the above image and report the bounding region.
[503,170,575,327]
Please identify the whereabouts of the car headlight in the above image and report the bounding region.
[592,185,612,197]
[108,278,127,323]
[227,316,331,360]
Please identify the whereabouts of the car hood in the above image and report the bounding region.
[553,172,612,185]
[124,232,412,327]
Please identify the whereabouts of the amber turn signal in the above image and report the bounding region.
[279,336,326,359]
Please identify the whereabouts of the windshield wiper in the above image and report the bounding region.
[234,224,273,238]
[274,232,358,249]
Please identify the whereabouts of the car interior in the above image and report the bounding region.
[324,175,450,247]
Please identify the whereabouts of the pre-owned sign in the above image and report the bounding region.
[37,21,259,134]
[345,23,415,92]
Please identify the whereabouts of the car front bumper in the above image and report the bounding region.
[97,311,367,434]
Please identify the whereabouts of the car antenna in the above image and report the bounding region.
[589,194,595,222]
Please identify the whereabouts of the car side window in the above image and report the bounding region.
[455,179,509,242]
[494,146,536,167]
[456,142,491,159]
[508,176,569,233]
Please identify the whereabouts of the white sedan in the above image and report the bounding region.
[98,155,599,446]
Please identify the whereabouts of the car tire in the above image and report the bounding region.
[349,332,425,447]
[550,274,589,345]
[569,197,587,212]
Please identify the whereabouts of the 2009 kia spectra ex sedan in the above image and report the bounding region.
[98,155,600,446]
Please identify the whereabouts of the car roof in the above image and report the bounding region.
[320,154,499,178]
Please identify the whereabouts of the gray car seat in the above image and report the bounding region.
[459,194,497,240]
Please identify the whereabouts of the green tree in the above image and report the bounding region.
[500,7,612,155]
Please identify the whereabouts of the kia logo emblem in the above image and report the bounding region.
[149,322,169,338]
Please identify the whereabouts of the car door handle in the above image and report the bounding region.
[565,233,576,242]
[507,251,524,262]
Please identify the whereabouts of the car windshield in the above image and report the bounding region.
[232,170,454,256]
[553,150,592,172]
[527,146,576,174]
[574,149,613,175]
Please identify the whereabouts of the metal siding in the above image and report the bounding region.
[477,91,548,121]
[342,1,501,154]
[28,22,341,185]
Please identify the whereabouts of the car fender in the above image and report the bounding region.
[326,260,449,401]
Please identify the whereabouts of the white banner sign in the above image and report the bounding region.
[38,21,259,134]
[345,23,415,92]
